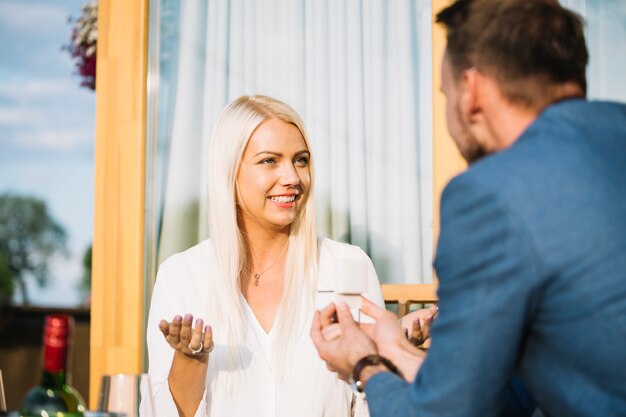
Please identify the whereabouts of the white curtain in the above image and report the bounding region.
[155,1,205,261]
[561,0,626,101]
[156,0,434,284]
[153,0,626,286]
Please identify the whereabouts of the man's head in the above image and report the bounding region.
[436,0,588,163]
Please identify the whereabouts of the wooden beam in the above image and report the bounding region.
[432,0,467,258]
[381,283,439,317]
[90,0,149,407]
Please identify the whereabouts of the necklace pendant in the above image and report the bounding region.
[254,273,260,286]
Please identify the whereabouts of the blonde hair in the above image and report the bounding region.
[206,95,318,382]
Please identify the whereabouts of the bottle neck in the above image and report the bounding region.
[41,369,68,389]
[41,321,70,389]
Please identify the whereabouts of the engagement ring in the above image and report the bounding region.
[189,341,204,354]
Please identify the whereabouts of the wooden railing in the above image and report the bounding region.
[382,283,438,317]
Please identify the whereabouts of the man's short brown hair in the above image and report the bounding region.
[436,0,588,108]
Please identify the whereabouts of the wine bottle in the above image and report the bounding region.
[19,314,87,417]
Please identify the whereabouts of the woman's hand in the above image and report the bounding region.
[160,314,213,416]
[400,305,438,348]
[159,314,214,362]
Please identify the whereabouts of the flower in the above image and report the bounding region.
[65,1,98,90]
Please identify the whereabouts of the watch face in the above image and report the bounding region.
[351,381,366,398]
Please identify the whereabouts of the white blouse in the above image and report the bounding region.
[146,238,385,417]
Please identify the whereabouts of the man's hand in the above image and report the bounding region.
[310,302,377,381]
[359,298,410,356]
[360,298,427,382]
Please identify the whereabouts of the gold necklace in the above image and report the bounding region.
[245,245,287,286]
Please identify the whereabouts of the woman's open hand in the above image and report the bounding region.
[400,305,438,348]
[159,314,214,362]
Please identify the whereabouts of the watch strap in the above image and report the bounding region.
[352,354,403,393]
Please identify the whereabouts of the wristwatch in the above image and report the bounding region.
[351,354,403,395]
[351,379,367,399]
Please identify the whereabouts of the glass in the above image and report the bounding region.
[0,369,6,413]
[97,374,155,417]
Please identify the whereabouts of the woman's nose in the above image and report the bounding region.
[279,163,300,186]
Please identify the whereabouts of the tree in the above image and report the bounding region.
[0,253,13,304]
[79,243,92,304]
[0,193,67,305]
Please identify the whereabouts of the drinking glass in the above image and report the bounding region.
[0,369,6,413]
[97,374,155,417]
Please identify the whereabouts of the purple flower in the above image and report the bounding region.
[64,1,98,91]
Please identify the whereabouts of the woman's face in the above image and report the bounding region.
[236,118,311,232]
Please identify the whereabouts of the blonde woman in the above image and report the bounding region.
[146,95,385,417]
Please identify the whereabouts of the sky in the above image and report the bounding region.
[0,0,95,306]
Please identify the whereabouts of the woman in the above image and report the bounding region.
[146,95,385,417]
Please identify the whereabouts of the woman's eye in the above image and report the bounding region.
[294,156,309,167]
[260,158,277,165]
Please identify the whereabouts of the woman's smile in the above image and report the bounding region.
[267,193,301,207]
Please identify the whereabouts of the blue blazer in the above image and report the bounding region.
[366,99,626,417]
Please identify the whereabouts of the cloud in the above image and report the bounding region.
[9,127,93,152]
[0,107,42,126]
[0,79,74,101]
[0,2,68,35]
[0,77,94,152]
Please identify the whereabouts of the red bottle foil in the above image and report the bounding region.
[42,314,73,373]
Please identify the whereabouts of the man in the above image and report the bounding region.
[310,0,626,416]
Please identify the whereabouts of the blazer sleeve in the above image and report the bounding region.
[365,173,543,417]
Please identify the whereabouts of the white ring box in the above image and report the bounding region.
[334,258,368,312]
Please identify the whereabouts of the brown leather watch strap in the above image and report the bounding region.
[352,354,403,393]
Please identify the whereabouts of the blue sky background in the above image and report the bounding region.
[0,0,95,306]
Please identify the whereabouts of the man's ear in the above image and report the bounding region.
[460,67,480,122]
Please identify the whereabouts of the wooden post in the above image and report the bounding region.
[90,0,149,407]
[432,0,467,259]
